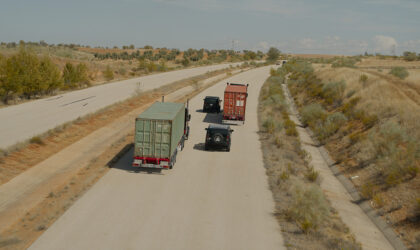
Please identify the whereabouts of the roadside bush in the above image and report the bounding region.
[370,121,419,186]
[0,47,64,102]
[340,97,361,118]
[389,67,409,79]
[300,104,327,127]
[321,81,346,107]
[62,62,90,89]
[284,119,298,137]
[103,65,114,81]
[287,185,330,232]
[30,136,44,145]
[263,118,276,134]
[316,112,347,142]
[305,167,319,182]
[359,74,368,87]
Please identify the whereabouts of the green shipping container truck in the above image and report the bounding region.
[132,101,190,169]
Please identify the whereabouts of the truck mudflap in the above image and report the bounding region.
[132,157,170,169]
[132,137,184,169]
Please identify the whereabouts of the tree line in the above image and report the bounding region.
[0,46,89,104]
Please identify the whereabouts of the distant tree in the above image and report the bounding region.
[11,47,42,99]
[389,67,409,79]
[39,56,62,94]
[403,51,417,61]
[75,63,89,85]
[267,47,280,62]
[182,58,190,67]
[103,65,114,80]
[63,62,89,88]
[63,63,77,88]
[144,45,153,49]
[39,40,48,47]
[129,44,135,49]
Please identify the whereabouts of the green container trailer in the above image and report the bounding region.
[132,102,189,169]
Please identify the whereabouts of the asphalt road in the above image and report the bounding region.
[0,63,241,149]
[29,66,286,250]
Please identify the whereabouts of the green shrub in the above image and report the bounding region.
[359,74,368,86]
[103,65,114,81]
[361,182,374,199]
[284,119,298,137]
[340,97,361,118]
[321,81,346,106]
[389,67,409,79]
[30,136,44,145]
[287,185,330,232]
[300,104,327,127]
[263,118,276,134]
[316,112,348,142]
[305,167,319,182]
[370,121,419,186]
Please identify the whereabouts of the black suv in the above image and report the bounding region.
[204,124,233,151]
[203,96,221,113]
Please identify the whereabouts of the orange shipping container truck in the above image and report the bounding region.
[222,83,249,125]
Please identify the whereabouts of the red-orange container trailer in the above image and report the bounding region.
[222,83,249,125]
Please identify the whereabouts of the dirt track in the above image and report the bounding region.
[28,66,285,250]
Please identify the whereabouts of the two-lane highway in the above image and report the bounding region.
[0,63,240,149]
[29,66,286,250]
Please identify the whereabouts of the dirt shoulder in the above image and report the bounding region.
[0,68,247,249]
[258,75,361,249]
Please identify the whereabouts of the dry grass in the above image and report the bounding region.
[289,59,420,249]
[258,75,360,249]
[356,57,420,68]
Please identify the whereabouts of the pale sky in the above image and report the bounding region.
[0,0,419,54]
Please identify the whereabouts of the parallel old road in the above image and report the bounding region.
[29,66,286,250]
[0,63,240,149]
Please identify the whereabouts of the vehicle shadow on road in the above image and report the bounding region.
[203,112,222,124]
[110,145,164,175]
[193,143,206,151]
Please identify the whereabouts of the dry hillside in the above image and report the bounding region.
[286,58,419,249]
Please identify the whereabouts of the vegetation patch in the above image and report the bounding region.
[258,71,360,249]
[389,66,409,79]
[286,58,420,249]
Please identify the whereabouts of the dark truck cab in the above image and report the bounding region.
[204,124,233,151]
[203,96,221,113]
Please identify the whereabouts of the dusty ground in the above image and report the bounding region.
[0,68,246,249]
